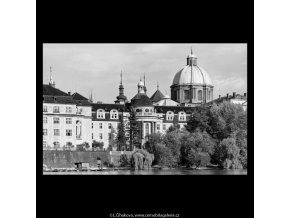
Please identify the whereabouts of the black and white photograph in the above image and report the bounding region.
[42,43,247,175]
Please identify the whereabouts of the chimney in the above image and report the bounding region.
[226,93,229,99]
[68,92,71,95]
[233,92,236,98]
[244,93,247,97]
[219,95,221,100]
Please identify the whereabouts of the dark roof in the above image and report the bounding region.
[131,93,153,107]
[43,96,75,104]
[72,92,88,101]
[150,89,165,103]
[155,105,199,113]
[43,84,69,96]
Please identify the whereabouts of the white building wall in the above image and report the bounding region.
[43,103,92,150]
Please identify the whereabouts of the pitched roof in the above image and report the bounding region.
[43,96,75,104]
[150,89,165,103]
[43,84,69,96]
[71,92,88,101]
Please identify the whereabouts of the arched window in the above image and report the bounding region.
[166,111,174,121]
[97,109,105,119]
[179,112,186,121]
[198,90,202,100]
[110,109,118,119]
[136,108,141,112]
[145,108,149,112]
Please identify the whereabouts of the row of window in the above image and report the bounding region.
[43,117,73,124]
[135,108,154,113]
[92,133,112,140]
[43,105,84,114]
[96,109,118,119]
[43,129,72,136]
[92,122,113,130]
[166,112,186,121]
[177,89,212,101]
[43,141,73,148]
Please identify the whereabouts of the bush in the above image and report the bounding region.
[212,137,242,169]
[119,154,130,167]
[154,143,174,167]
[92,140,104,151]
[76,142,90,151]
[187,150,211,168]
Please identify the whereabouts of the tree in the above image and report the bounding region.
[163,130,182,167]
[116,113,127,151]
[208,102,247,141]
[185,107,210,133]
[167,116,180,133]
[187,150,211,168]
[144,133,163,154]
[129,110,141,150]
[212,137,243,169]
[154,143,174,168]
[179,130,215,167]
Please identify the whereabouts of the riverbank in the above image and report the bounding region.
[43,169,247,175]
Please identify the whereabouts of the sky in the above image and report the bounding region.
[43,43,247,103]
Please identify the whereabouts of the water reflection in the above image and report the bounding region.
[44,169,247,175]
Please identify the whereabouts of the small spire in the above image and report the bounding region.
[191,47,193,55]
[89,89,93,103]
[120,70,123,85]
[140,76,142,81]
[157,82,159,90]
[49,66,55,87]
[144,73,146,86]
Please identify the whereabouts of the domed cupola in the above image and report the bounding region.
[131,79,153,107]
[170,48,214,105]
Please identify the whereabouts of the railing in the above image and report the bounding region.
[136,112,156,116]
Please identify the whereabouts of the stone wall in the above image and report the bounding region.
[43,150,110,168]
[43,150,133,168]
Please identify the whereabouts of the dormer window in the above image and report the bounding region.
[179,112,186,121]
[97,109,105,119]
[166,111,174,121]
[110,109,118,119]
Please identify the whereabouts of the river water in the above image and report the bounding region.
[43,169,247,175]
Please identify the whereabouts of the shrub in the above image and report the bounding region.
[119,154,130,167]
[92,140,104,151]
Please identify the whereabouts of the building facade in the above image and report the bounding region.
[43,49,247,151]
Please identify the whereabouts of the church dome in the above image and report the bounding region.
[131,93,153,107]
[172,65,213,86]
